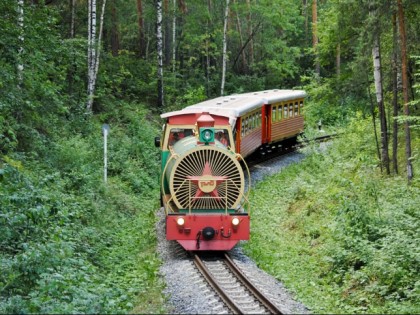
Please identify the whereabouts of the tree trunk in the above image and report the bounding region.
[86,0,96,111]
[372,31,390,174]
[70,0,75,38]
[136,0,145,58]
[397,0,413,181]
[157,0,165,109]
[172,0,176,73]
[391,13,399,174]
[111,0,120,56]
[246,0,254,66]
[17,0,24,86]
[164,0,171,66]
[367,80,382,172]
[87,0,106,113]
[233,0,246,73]
[220,0,230,96]
[312,0,320,77]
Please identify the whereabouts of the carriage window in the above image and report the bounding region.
[258,113,262,127]
[241,119,245,136]
[294,102,299,116]
[299,101,304,114]
[272,107,276,122]
[284,105,288,119]
[245,117,249,134]
[289,104,293,117]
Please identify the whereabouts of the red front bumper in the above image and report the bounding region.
[166,213,250,251]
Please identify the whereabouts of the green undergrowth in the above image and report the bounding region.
[243,116,420,314]
[0,104,166,314]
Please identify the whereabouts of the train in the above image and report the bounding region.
[155,89,306,251]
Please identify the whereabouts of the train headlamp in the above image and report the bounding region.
[176,217,185,226]
[199,127,215,143]
[232,217,240,226]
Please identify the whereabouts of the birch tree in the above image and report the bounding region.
[17,0,24,86]
[371,6,390,174]
[220,0,230,96]
[157,0,164,109]
[86,0,107,113]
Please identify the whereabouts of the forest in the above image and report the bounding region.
[0,0,419,313]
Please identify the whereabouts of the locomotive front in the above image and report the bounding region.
[157,111,250,251]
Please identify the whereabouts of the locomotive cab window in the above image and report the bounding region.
[215,129,230,147]
[168,128,194,147]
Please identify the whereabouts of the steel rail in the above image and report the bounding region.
[193,254,242,314]
[223,253,283,314]
[193,253,283,314]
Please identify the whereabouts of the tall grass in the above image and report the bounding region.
[243,117,420,314]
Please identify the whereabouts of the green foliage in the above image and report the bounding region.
[0,98,165,313]
[243,117,420,314]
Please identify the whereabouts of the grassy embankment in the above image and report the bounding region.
[0,105,167,314]
[243,117,419,314]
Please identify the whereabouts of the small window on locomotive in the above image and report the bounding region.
[289,104,293,118]
[215,129,230,147]
[294,102,299,116]
[284,105,288,119]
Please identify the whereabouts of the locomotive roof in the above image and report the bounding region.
[161,89,306,121]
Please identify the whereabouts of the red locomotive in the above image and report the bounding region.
[155,89,306,251]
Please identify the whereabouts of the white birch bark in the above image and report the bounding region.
[220,0,230,96]
[87,0,96,111]
[172,0,176,73]
[17,0,24,85]
[157,0,164,108]
[87,0,107,112]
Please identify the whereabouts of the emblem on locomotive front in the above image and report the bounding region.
[187,161,227,199]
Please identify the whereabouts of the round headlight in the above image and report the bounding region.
[177,217,185,226]
[204,130,212,141]
[232,217,240,226]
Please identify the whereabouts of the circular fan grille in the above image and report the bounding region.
[170,146,244,210]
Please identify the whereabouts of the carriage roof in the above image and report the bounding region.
[161,89,306,122]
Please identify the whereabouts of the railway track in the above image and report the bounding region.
[192,253,284,314]
[246,133,336,168]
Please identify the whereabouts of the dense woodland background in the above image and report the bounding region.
[0,0,419,313]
